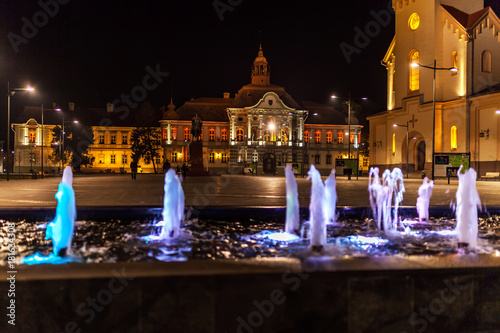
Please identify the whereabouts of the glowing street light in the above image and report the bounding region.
[7,83,34,181]
[412,61,458,180]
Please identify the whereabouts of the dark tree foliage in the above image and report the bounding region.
[130,127,161,173]
[49,124,94,171]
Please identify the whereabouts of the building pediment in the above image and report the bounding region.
[246,92,295,112]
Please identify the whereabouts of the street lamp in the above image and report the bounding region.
[331,93,367,179]
[393,122,409,179]
[7,83,34,181]
[411,61,457,180]
[61,118,79,171]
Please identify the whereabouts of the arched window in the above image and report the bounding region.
[482,50,492,72]
[304,130,310,143]
[451,51,458,76]
[409,50,420,91]
[184,128,190,141]
[326,131,333,144]
[337,131,344,144]
[451,126,457,150]
[29,130,36,143]
[263,130,270,142]
[392,133,396,154]
[236,128,244,141]
[315,130,321,144]
[281,128,288,142]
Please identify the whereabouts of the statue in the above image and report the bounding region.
[191,114,203,141]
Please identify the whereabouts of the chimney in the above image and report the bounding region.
[106,103,114,113]
[68,103,75,112]
[223,92,230,99]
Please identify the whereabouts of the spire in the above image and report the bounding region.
[251,44,270,85]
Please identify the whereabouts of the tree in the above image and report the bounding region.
[48,124,94,172]
[130,127,161,173]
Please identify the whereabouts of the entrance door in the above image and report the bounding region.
[417,141,426,171]
[263,153,276,174]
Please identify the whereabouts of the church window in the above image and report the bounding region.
[315,131,321,144]
[451,126,457,150]
[221,129,228,142]
[392,133,396,154]
[409,50,420,91]
[482,50,492,72]
[451,51,458,76]
[184,128,190,141]
[304,130,310,143]
[408,13,420,31]
[337,131,344,144]
[326,131,333,144]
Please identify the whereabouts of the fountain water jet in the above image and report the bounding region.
[416,177,434,222]
[285,165,300,234]
[368,167,405,233]
[324,169,337,224]
[455,166,480,248]
[308,165,326,251]
[160,169,185,238]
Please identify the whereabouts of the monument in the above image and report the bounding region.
[188,114,209,176]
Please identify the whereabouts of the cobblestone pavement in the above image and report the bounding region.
[1,173,500,208]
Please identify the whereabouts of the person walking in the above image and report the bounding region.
[181,163,188,179]
[130,159,138,180]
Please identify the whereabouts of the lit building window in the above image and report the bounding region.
[198,128,203,141]
[236,128,244,141]
[221,129,228,142]
[315,131,321,144]
[350,133,355,144]
[304,130,310,143]
[337,131,344,144]
[162,129,167,140]
[122,155,127,164]
[209,128,215,141]
[29,130,36,143]
[171,152,177,162]
[156,157,161,165]
[111,155,116,164]
[184,128,190,141]
[122,135,128,145]
[99,134,105,144]
[326,131,333,144]
[451,126,457,150]
[451,51,458,76]
[222,153,228,163]
[482,50,492,72]
[326,154,332,164]
[110,134,116,144]
[281,128,288,142]
[209,153,215,163]
[392,133,396,154]
[171,127,177,140]
[263,130,270,142]
[409,49,420,91]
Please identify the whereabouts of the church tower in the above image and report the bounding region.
[251,45,270,85]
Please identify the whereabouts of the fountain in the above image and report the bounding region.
[22,166,79,264]
[159,169,185,238]
[368,167,405,232]
[323,169,337,224]
[284,165,300,235]
[416,177,434,222]
[455,166,480,248]
[308,165,327,251]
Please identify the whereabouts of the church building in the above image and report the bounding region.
[368,0,500,178]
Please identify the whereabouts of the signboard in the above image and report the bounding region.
[335,158,358,176]
[434,153,470,177]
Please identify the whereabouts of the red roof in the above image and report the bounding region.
[442,5,490,29]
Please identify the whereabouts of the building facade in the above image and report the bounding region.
[368,0,500,177]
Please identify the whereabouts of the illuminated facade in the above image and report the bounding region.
[161,46,361,175]
[369,0,500,177]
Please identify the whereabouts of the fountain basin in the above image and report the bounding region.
[2,207,500,332]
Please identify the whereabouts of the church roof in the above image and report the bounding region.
[302,101,359,126]
[442,5,490,29]
[175,97,234,122]
[232,84,303,109]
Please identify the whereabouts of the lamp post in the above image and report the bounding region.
[412,61,457,180]
[331,93,367,180]
[7,83,34,181]
[41,106,62,178]
[394,121,409,179]
[61,118,79,172]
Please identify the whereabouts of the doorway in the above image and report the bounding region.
[417,141,426,171]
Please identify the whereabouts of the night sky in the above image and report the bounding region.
[2,0,500,141]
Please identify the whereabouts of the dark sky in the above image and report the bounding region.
[1,0,500,142]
